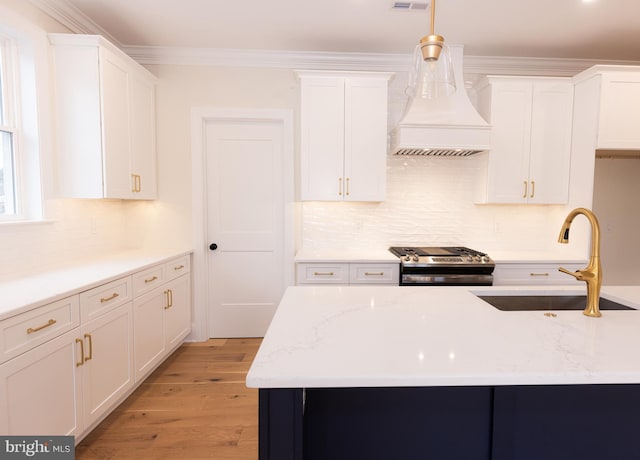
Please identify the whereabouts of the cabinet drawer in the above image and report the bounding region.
[349,264,399,284]
[164,255,191,283]
[132,264,165,297]
[0,295,80,364]
[296,264,349,285]
[79,276,132,321]
[493,263,585,285]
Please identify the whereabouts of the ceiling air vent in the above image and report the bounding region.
[392,2,429,10]
[394,148,483,157]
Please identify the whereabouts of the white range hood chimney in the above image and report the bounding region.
[391,45,491,156]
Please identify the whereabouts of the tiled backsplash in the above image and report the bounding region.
[302,154,573,254]
[0,199,130,282]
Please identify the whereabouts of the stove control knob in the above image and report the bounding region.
[412,255,419,262]
[475,256,482,262]
[404,255,411,262]
[481,256,490,263]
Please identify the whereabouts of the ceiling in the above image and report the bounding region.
[35,0,640,62]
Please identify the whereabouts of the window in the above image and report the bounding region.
[0,35,18,217]
[0,12,49,223]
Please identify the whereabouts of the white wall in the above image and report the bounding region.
[593,157,640,285]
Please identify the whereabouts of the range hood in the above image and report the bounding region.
[391,45,491,156]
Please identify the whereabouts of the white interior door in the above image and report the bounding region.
[204,117,288,337]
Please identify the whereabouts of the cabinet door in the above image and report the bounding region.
[133,288,165,382]
[129,69,157,199]
[597,73,640,149]
[81,303,134,429]
[300,76,345,201]
[527,81,573,204]
[164,275,191,352]
[100,46,132,199]
[344,78,387,202]
[0,329,82,436]
[485,82,533,203]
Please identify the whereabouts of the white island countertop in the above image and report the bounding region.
[246,284,640,388]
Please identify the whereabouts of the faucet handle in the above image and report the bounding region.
[558,266,580,280]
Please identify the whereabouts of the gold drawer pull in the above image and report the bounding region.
[174,264,185,271]
[164,289,173,309]
[26,319,57,334]
[145,276,158,284]
[84,333,93,361]
[314,272,334,276]
[530,272,550,277]
[100,292,119,303]
[76,338,85,367]
[365,272,384,276]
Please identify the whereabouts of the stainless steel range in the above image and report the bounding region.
[388,246,495,286]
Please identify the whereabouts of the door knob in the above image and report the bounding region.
[209,243,218,251]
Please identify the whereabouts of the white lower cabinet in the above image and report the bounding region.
[134,265,191,382]
[0,327,82,436]
[0,253,191,441]
[493,263,586,285]
[80,302,134,430]
[296,263,399,285]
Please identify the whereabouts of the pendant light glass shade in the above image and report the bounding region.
[406,0,456,100]
[408,40,456,100]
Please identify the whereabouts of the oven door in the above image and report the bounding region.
[400,266,494,286]
[401,273,493,286]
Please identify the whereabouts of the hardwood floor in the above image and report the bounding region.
[76,338,262,460]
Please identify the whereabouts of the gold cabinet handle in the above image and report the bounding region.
[346,177,350,196]
[530,272,550,277]
[314,272,334,276]
[76,338,85,367]
[84,333,93,362]
[530,180,535,198]
[26,319,57,334]
[164,289,173,309]
[174,264,185,271]
[338,177,343,196]
[100,292,119,303]
[137,175,141,192]
[145,276,158,284]
[131,174,141,192]
[523,180,528,198]
[364,272,384,276]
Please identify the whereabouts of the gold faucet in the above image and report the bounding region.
[557,207,602,317]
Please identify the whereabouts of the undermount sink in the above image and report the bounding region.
[476,294,636,312]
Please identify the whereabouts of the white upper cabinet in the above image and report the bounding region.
[50,34,157,200]
[573,66,640,151]
[299,71,392,201]
[475,76,573,204]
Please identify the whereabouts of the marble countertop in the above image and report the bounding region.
[0,249,192,320]
[246,284,640,389]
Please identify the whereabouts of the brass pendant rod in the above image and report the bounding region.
[430,0,436,35]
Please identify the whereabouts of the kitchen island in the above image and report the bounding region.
[246,284,640,460]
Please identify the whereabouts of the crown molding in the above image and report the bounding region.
[125,45,640,77]
[27,0,122,46]
[30,0,640,76]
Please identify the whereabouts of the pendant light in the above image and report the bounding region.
[408,0,456,100]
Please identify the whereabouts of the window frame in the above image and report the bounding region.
[0,8,52,224]
[0,34,21,219]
